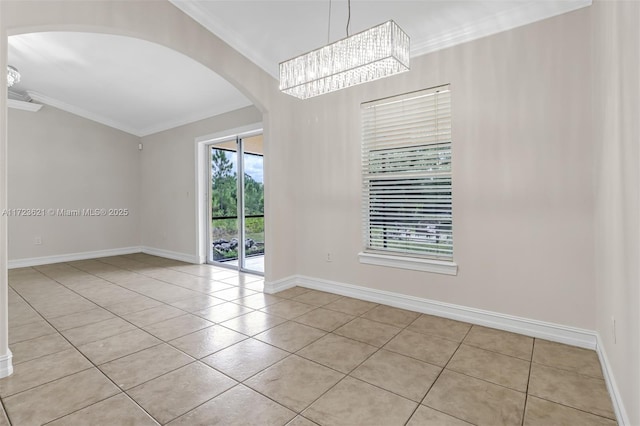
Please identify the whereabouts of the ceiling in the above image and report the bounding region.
[7,32,253,137]
[171,0,591,78]
[7,0,591,137]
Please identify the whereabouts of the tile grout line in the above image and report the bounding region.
[119,357,234,426]
[5,268,164,425]
[228,300,379,419]
[403,323,473,426]
[13,262,221,424]
[35,263,267,349]
[27,373,127,426]
[3,285,94,386]
[68,261,267,424]
[458,340,533,362]
[127,323,326,423]
[41,392,162,426]
[7,345,72,371]
[524,393,619,422]
[0,392,13,426]
[38,257,284,425]
[521,338,536,426]
[8,259,612,425]
[39,263,206,318]
[93,256,252,296]
[37,263,267,377]
[434,365,531,395]
[156,383,241,425]
[527,339,616,421]
[530,359,611,381]
[289,302,477,423]
[275,302,424,422]
[62,262,216,305]
[280,296,467,423]
[29,274,171,346]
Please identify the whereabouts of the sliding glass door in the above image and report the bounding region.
[208,134,264,274]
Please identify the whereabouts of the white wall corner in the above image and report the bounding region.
[289,274,597,349]
[8,247,142,269]
[264,275,298,294]
[0,350,13,378]
[141,246,199,264]
[596,334,631,426]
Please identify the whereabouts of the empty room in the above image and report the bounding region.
[0,0,638,425]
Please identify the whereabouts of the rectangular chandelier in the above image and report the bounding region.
[279,20,410,100]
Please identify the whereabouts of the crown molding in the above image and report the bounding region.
[8,99,43,112]
[412,0,592,58]
[169,0,277,78]
[8,89,32,102]
[25,90,252,138]
[27,90,141,136]
[138,98,252,137]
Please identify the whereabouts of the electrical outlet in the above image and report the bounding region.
[34,236,42,245]
[612,316,617,344]
[326,252,332,262]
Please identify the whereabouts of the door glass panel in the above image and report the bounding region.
[242,135,264,273]
[210,143,239,264]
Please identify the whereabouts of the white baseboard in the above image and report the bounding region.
[0,350,13,378]
[141,246,199,264]
[8,246,199,269]
[8,246,142,269]
[596,334,630,426]
[265,274,597,349]
[264,275,298,294]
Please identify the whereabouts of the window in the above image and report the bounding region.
[360,85,456,275]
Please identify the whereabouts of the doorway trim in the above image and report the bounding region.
[194,122,262,266]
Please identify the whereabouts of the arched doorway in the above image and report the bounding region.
[0,0,275,379]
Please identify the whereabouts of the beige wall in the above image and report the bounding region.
[7,91,266,267]
[138,99,299,280]
[139,105,261,257]
[1,2,638,422]
[7,106,140,261]
[135,94,300,280]
[290,8,595,329]
[593,1,640,424]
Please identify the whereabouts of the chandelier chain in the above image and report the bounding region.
[346,0,351,36]
[327,0,332,44]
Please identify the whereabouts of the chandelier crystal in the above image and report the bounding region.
[7,65,21,87]
[279,20,410,100]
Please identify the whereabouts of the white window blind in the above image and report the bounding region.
[362,85,452,260]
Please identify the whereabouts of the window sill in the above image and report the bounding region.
[358,252,458,276]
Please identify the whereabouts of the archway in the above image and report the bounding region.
[0,0,276,378]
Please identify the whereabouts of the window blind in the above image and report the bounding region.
[361,85,452,260]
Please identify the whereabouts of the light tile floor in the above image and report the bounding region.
[225,254,264,274]
[0,254,616,425]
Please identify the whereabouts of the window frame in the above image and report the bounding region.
[359,85,457,275]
